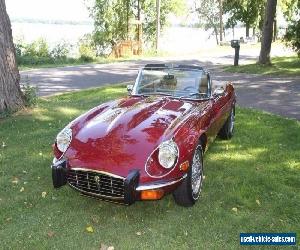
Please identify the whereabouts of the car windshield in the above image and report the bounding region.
[134,68,210,99]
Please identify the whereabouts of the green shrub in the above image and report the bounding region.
[284,20,300,57]
[23,38,50,58]
[78,35,96,62]
[21,78,38,107]
[50,41,71,59]
[284,1,300,57]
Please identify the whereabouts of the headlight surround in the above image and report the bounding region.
[158,139,179,169]
[56,127,72,153]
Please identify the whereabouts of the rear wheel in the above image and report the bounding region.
[218,106,235,140]
[173,144,204,207]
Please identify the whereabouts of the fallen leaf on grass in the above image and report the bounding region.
[47,231,55,238]
[86,226,94,233]
[91,216,99,224]
[42,192,47,198]
[100,244,114,250]
[12,177,19,184]
[256,199,261,206]
[232,207,238,213]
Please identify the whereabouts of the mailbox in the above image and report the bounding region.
[231,40,240,66]
[231,39,240,48]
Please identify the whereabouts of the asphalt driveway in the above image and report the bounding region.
[20,58,300,120]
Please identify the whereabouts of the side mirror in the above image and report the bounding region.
[127,84,133,94]
[213,87,225,96]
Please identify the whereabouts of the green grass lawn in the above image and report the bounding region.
[223,56,300,76]
[0,85,299,249]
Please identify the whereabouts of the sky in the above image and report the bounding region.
[6,0,92,21]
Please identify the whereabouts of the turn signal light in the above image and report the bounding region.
[180,161,189,171]
[140,189,164,200]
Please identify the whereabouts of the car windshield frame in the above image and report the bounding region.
[131,66,212,100]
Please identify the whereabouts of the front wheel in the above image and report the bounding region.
[173,144,204,207]
[218,105,235,140]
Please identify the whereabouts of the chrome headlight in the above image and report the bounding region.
[56,127,72,153]
[158,139,179,169]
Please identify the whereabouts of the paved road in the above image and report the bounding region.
[20,57,300,120]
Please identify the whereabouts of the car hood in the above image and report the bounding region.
[65,96,208,178]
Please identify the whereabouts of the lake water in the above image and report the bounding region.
[12,22,94,46]
[11,22,247,53]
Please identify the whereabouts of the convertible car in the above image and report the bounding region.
[51,64,236,207]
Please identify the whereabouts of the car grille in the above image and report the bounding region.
[67,169,125,200]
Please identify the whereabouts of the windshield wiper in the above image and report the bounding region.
[178,93,208,100]
[178,92,200,99]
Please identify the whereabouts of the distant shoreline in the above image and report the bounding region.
[11,18,93,26]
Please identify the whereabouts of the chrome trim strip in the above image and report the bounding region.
[80,193,128,205]
[136,174,187,191]
[68,182,124,200]
[69,168,125,180]
[52,157,66,167]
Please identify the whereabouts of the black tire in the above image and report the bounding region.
[218,105,235,140]
[173,144,204,207]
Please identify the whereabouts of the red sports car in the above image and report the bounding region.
[52,64,236,206]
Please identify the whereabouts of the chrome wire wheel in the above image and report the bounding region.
[191,146,203,200]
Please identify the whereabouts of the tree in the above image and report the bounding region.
[283,0,300,56]
[89,0,132,54]
[89,0,186,53]
[0,0,24,113]
[258,0,277,64]
[223,0,266,37]
[195,0,221,45]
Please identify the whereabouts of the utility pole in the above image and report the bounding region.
[156,0,160,52]
[219,0,223,43]
[137,0,142,54]
[126,0,130,40]
[137,0,141,41]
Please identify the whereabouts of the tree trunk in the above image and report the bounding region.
[259,0,277,64]
[0,0,24,113]
[246,23,250,37]
[273,17,277,41]
[155,0,160,52]
[219,0,223,42]
[214,26,219,45]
